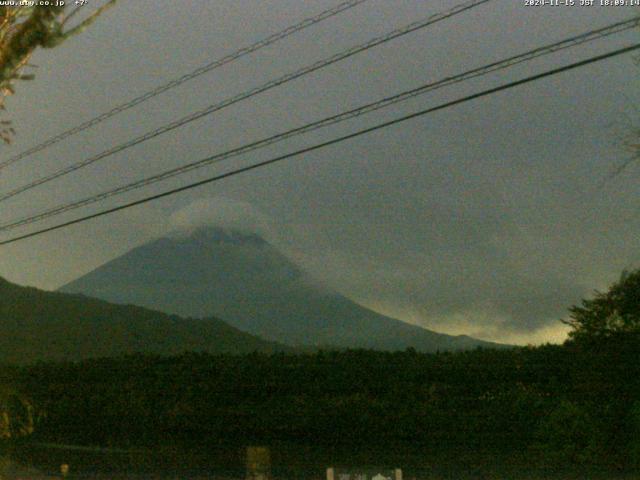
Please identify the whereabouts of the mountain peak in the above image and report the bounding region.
[60,223,503,352]
[169,226,269,247]
[168,197,273,242]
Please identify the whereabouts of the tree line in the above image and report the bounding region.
[1,269,639,477]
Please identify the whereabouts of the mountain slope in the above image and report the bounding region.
[0,276,288,364]
[60,227,502,351]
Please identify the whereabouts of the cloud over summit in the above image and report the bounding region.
[168,197,275,239]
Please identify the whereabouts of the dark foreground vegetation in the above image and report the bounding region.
[0,339,638,477]
[1,270,639,478]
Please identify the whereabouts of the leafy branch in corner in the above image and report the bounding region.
[0,1,116,144]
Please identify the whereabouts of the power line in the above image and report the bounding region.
[1,42,638,246]
[0,0,370,170]
[0,17,636,233]
[0,0,492,203]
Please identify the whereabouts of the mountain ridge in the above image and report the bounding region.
[60,226,505,352]
[0,275,289,364]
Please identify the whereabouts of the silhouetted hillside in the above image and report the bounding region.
[0,276,288,364]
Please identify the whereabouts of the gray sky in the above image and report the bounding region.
[0,0,639,344]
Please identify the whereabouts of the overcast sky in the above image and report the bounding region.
[0,0,638,344]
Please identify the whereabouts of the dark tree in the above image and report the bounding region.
[563,269,640,344]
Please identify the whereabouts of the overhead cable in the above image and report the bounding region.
[1,42,638,246]
[0,0,492,202]
[0,0,370,170]
[0,18,636,233]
